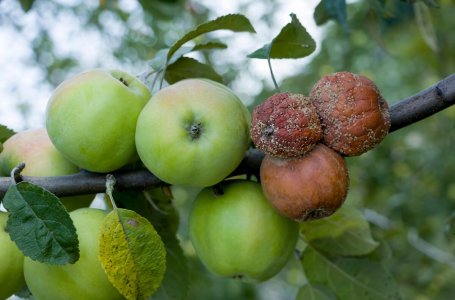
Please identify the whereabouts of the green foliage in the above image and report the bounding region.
[301,206,379,256]
[296,284,337,300]
[0,125,15,144]
[2,182,79,265]
[18,0,34,12]
[114,189,189,300]
[99,208,166,300]
[167,14,256,62]
[302,246,401,300]
[164,57,223,84]
[248,13,316,59]
[314,0,349,31]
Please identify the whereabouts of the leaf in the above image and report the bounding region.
[0,124,15,143]
[296,283,337,300]
[19,0,35,12]
[414,1,438,52]
[300,206,379,256]
[114,190,189,300]
[148,42,227,74]
[99,208,167,300]
[3,182,79,264]
[248,13,316,59]
[314,0,349,32]
[165,57,223,84]
[167,14,256,62]
[302,247,402,300]
[192,41,228,51]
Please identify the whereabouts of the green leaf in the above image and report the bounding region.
[3,181,79,264]
[296,283,337,300]
[248,13,316,59]
[167,14,255,62]
[114,190,189,300]
[414,1,438,52]
[165,57,223,84]
[0,124,15,143]
[149,42,227,72]
[302,247,402,300]
[314,0,349,32]
[300,206,379,256]
[191,41,228,51]
[99,208,167,300]
[18,0,35,12]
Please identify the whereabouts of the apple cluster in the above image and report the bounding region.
[251,71,391,221]
[0,69,302,298]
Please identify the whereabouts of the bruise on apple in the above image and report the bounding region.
[310,71,391,156]
[260,144,349,221]
[250,92,322,158]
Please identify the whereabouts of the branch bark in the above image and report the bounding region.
[1,74,454,197]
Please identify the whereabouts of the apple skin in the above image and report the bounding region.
[189,180,299,282]
[46,69,151,173]
[23,208,124,300]
[0,211,26,300]
[135,79,251,187]
[0,128,94,211]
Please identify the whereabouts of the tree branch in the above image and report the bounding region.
[0,74,454,198]
[389,73,455,132]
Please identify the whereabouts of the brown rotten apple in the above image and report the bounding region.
[260,144,349,221]
[310,71,391,156]
[250,92,322,158]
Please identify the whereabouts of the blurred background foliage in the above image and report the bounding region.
[1,0,455,299]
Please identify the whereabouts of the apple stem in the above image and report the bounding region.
[267,45,280,92]
[10,162,25,185]
[105,174,118,210]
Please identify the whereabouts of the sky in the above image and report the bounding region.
[0,0,324,132]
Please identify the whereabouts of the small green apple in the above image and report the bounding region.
[189,180,299,282]
[135,79,251,187]
[23,208,124,300]
[0,211,25,300]
[0,128,93,211]
[46,69,151,173]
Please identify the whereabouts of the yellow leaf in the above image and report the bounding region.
[99,208,166,300]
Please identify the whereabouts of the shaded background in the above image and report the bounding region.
[1,0,455,299]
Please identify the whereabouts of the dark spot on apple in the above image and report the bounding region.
[232,274,244,280]
[127,219,139,226]
[119,77,129,87]
[263,125,274,138]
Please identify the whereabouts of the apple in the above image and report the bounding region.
[23,208,124,300]
[46,69,151,173]
[0,128,94,211]
[135,79,251,187]
[189,180,299,282]
[0,211,26,300]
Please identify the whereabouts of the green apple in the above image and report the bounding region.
[135,78,251,187]
[189,180,299,282]
[0,128,94,211]
[46,69,151,173]
[0,211,25,299]
[23,208,124,300]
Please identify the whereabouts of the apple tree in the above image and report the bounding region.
[0,0,454,299]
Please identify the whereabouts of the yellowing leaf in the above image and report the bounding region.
[99,208,166,300]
